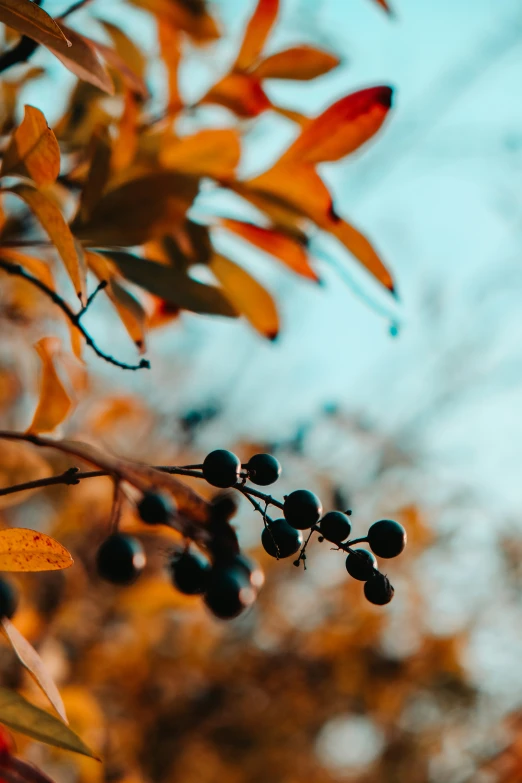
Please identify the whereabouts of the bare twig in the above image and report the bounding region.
[0,257,150,371]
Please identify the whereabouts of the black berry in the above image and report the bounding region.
[202,449,241,488]
[203,564,256,619]
[261,518,303,558]
[283,489,322,530]
[96,534,146,586]
[247,453,281,486]
[364,572,394,605]
[210,493,238,522]
[320,511,352,543]
[345,548,377,581]
[231,553,265,590]
[0,578,18,619]
[138,491,175,525]
[169,549,210,595]
[367,519,406,559]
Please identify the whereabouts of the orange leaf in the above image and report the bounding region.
[71,172,198,247]
[0,249,54,289]
[0,0,69,46]
[112,90,139,171]
[161,129,241,181]
[220,218,318,281]
[45,22,114,95]
[1,618,68,723]
[7,183,87,302]
[234,0,279,72]
[157,17,182,115]
[281,86,393,164]
[126,0,219,42]
[252,46,340,81]
[99,19,146,80]
[0,105,60,187]
[84,35,148,98]
[201,72,270,118]
[27,337,73,434]
[0,528,73,572]
[247,163,334,225]
[327,217,395,294]
[77,126,112,223]
[86,250,147,353]
[209,253,279,339]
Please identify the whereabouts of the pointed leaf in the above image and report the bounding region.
[126,0,219,42]
[45,22,114,95]
[234,0,279,71]
[0,0,69,46]
[161,129,241,181]
[0,688,95,757]
[84,36,147,98]
[27,337,73,435]
[251,46,340,81]
[247,163,334,225]
[71,173,198,247]
[1,106,60,187]
[1,619,67,723]
[99,19,146,80]
[210,253,279,338]
[86,250,147,353]
[0,529,73,572]
[328,217,395,294]
[281,86,393,164]
[102,250,238,317]
[220,218,318,281]
[7,183,86,301]
[201,73,270,118]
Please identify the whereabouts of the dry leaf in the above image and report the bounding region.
[1,618,67,723]
[1,105,60,187]
[210,253,279,339]
[27,337,73,435]
[0,529,73,572]
[46,22,114,95]
[0,0,69,46]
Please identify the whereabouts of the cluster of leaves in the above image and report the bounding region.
[0,0,395,379]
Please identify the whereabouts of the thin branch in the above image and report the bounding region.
[0,258,150,371]
[0,37,39,74]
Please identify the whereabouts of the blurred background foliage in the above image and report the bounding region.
[2,0,522,782]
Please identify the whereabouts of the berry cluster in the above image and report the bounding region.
[91,449,407,620]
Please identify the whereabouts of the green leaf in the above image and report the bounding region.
[0,687,97,758]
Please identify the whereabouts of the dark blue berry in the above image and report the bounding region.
[283,489,322,530]
[138,491,175,525]
[367,519,406,559]
[96,534,145,586]
[261,518,303,558]
[169,549,210,595]
[247,453,281,486]
[202,450,241,488]
[345,548,377,581]
[320,511,352,543]
[364,572,394,605]
[203,563,256,619]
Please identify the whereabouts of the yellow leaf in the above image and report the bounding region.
[27,337,73,435]
[1,105,60,187]
[71,173,199,247]
[233,0,279,72]
[102,250,238,318]
[86,251,147,353]
[0,687,96,757]
[251,46,340,81]
[0,441,51,510]
[7,183,87,302]
[210,253,279,339]
[161,129,240,181]
[0,528,73,572]
[0,0,69,45]
[46,22,114,95]
[1,618,67,723]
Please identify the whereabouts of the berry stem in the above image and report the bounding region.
[239,486,284,510]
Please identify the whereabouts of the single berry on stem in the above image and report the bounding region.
[319,511,352,543]
[138,491,175,525]
[367,519,406,559]
[169,549,210,595]
[204,562,256,619]
[96,534,146,586]
[261,518,303,559]
[283,489,322,530]
[202,449,241,488]
[345,548,377,581]
[364,572,394,605]
[0,578,18,619]
[246,453,281,486]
